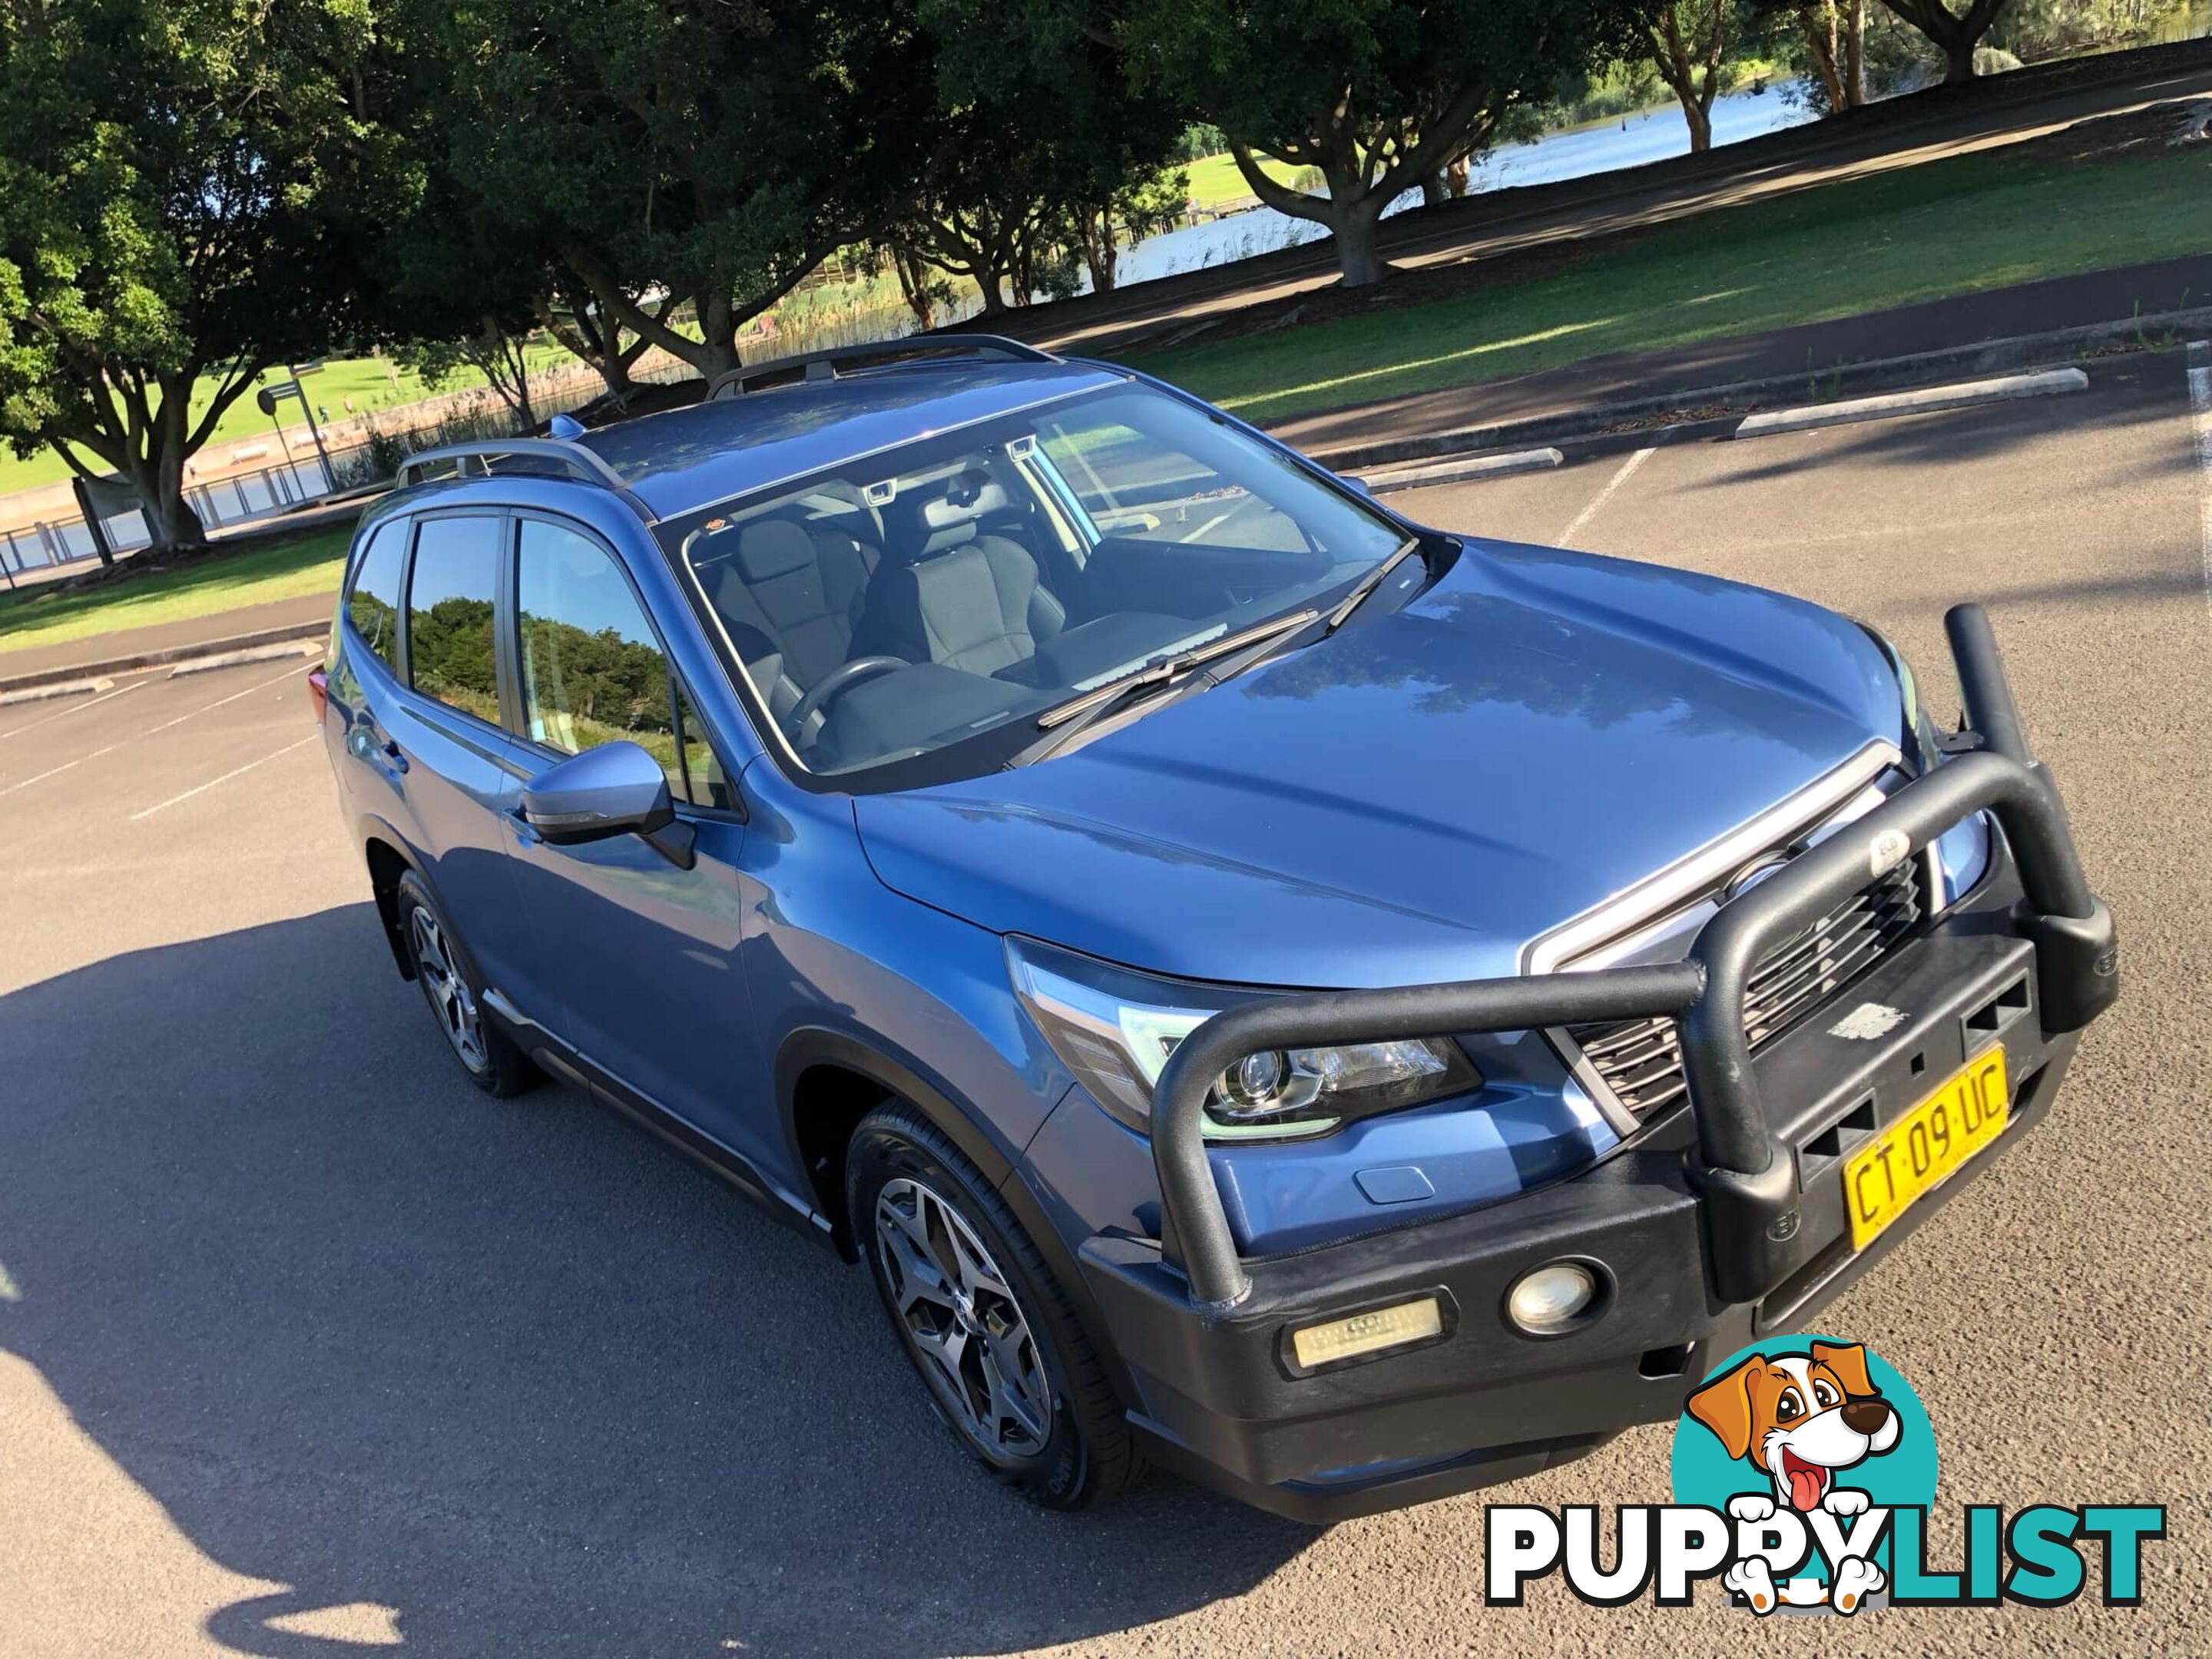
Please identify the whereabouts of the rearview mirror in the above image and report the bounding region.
[521,741,674,846]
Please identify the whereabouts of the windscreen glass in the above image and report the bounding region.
[671,384,1405,787]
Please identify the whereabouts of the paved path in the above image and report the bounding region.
[995,48,2212,362]
[1270,252,2212,460]
[0,592,336,687]
[0,349,2206,1655]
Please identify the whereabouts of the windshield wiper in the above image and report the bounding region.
[1008,608,1323,767]
[1325,535,1426,631]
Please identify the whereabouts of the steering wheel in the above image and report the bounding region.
[785,655,909,738]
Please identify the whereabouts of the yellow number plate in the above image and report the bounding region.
[1843,1047,2009,1251]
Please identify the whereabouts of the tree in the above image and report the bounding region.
[0,0,409,551]
[419,0,936,382]
[394,323,543,432]
[1877,0,2010,83]
[1795,1,1869,110]
[1071,166,1189,293]
[1650,1,1736,151]
[534,271,667,403]
[889,0,1184,308]
[1118,0,1655,287]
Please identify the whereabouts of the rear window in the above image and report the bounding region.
[346,518,409,670]
[406,516,503,724]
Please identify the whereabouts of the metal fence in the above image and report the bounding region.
[0,452,343,584]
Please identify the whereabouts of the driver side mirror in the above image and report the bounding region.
[521,740,675,846]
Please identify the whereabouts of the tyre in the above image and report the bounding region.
[394,869,541,1098]
[847,1106,1138,1510]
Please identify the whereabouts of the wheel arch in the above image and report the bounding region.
[362,831,419,981]
[777,1027,1016,1258]
[775,1026,1138,1408]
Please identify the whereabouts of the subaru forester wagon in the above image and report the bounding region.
[314,336,2116,1520]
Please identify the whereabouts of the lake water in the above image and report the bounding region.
[1112,84,1816,289]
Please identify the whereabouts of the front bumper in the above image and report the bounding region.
[1075,604,2118,1522]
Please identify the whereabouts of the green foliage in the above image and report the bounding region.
[401,0,938,377]
[1989,0,2200,58]
[885,0,1188,305]
[1173,122,1231,162]
[1111,0,1659,282]
[0,0,413,545]
[408,595,500,720]
[522,614,675,740]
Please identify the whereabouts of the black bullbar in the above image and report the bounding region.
[1150,602,2120,1311]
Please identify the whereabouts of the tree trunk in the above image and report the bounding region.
[888,243,936,329]
[1942,32,1977,82]
[1799,3,1849,111]
[1682,98,1714,151]
[1419,173,1449,208]
[1327,192,1389,289]
[1845,0,1867,105]
[127,452,207,555]
[1080,207,1118,293]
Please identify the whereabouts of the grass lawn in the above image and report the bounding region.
[1181,150,1310,210]
[0,345,575,498]
[0,526,351,655]
[1131,144,2212,424]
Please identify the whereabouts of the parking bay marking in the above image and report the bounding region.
[0,674,145,743]
[2189,341,2210,625]
[1559,445,1656,545]
[0,661,305,799]
[128,731,319,822]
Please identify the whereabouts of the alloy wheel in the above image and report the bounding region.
[873,1175,1053,1461]
[409,906,488,1072]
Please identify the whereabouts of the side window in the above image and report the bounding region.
[406,516,503,724]
[517,518,697,801]
[346,518,409,671]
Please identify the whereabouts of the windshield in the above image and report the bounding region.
[668,381,1409,789]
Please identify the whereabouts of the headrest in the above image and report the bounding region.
[912,471,1009,558]
[919,520,977,558]
[921,472,1010,533]
[735,519,816,582]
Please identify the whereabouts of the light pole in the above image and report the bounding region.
[288,363,334,491]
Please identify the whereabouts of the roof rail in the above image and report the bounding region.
[706,334,1058,401]
[392,437,654,521]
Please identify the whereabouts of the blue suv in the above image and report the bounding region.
[315,336,2117,1520]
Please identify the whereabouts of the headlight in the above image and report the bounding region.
[1007,937,1479,1141]
[1858,622,1939,768]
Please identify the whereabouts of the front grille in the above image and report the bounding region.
[1566,859,1925,1117]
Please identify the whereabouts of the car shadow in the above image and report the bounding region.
[0,906,1309,1657]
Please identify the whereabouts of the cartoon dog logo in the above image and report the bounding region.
[1686,1339,1902,1612]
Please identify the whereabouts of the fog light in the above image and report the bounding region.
[1505,1262,1599,1335]
[1290,1296,1443,1369]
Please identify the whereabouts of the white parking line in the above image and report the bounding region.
[1559,445,1655,545]
[0,674,145,742]
[2188,341,2211,624]
[127,732,318,822]
[0,661,306,799]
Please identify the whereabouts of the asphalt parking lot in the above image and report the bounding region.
[2,346,2207,1657]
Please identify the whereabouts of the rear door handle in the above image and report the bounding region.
[379,737,409,774]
